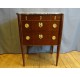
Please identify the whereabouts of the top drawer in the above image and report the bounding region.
[20,14,51,20]
[51,15,61,20]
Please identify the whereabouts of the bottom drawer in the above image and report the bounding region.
[22,32,58,45]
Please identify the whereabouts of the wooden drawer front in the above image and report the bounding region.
[21,21,60,32]
[51,15,61,20]
[40,15,51,20]
[33,31,58,45]
[21,21,50,31]
[21,15,40,20]
[22,31,58,45]
[21,15,51,20]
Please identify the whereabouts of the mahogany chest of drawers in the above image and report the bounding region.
[17,13,64,66]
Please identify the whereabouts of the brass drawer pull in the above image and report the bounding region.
[54,16,56,20]
[52,36,56,40]
[53,23,57,28]
[26,36,30,40]
[25,23,29,28]
[25,16,27,20]
[39,34,43,39]
[40,16,42,20]
[39,22,43,28]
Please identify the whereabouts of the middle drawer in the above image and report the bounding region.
[21,21,60,32]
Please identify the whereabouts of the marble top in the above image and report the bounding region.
[17,12,63,14]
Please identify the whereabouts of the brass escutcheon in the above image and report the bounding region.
[39,22,43,28]
[39,34,43,39]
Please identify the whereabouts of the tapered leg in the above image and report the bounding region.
[50,45,53,54]
[21,45,25,66]
[56,45,60,66]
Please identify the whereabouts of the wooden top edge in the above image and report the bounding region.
[16,12,63,15]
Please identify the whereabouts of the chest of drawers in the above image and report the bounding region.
[17,13,64,66]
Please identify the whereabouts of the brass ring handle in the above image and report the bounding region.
[25,23,29,28]
[52,36,56,40]
[26,36,30,40]
[53,23,57,28]
[39,34,43,39]
[39,22,43,28]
